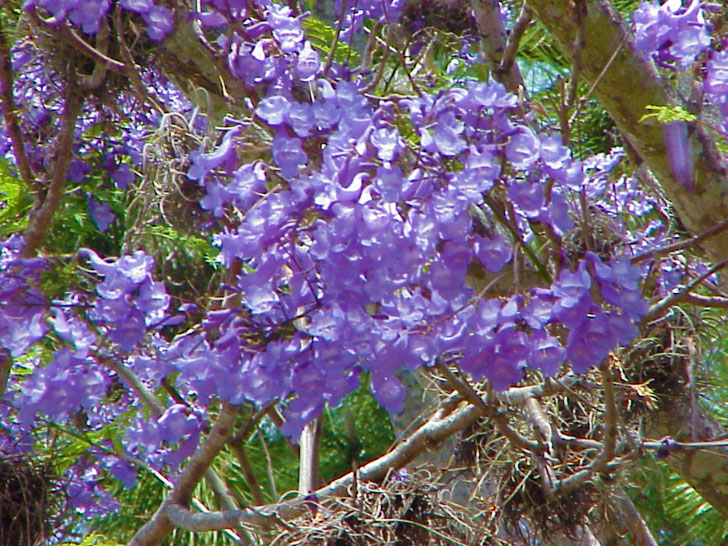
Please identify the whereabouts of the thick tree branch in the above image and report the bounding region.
[21,88,82,258]
[157,14,252,121]
[129,402,238,546]
[470,0,526,93]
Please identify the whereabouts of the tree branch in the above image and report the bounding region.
[129,402,238,546]
[0,23,35,189]
[100,358,165,418]
[435,362,539,452]
[21,87,83,258]
[298,416,322,495]
[470,0,526,93]
[641,258,728,324]
[631,216,728,264]
[165,399,482,532]
[593,362,618,472]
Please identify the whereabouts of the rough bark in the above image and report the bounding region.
[155,15,254,124]
[525,0,728,518]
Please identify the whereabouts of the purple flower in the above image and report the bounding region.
[50,308,96,357]
[136,280,170,325]
[68,0,110,34]
[663,121,694,191]
[200,181,231,217]
[528,330,565,377]
[111,163,135,189]
[370,126,404,162]
[553,261,591,304]
[187,127,241,182]
[120,0,154,12]
[0,302,48,357]
[67,159,90,183]
[540,134,570,170]
[287,102,315,137]
[272,130,307,178]
[229,162,267,209]
[313,97,342,130]
[142,5,174,42]
[268,4,304,53]
[566,312,616,373]
[157,404,199,444]
[474,233,512,272]
[374,165,405,203]
[257,94,292,126]
[506,127,539,168]
[88,200,115,232]
[509,182,544,218]
[633,0,709,69]
[462,80,518,110]
[370,373,406,414]
[108,310,146,350]
[428,110,466,157]
[705,50,728,96]
[296,41,320,82]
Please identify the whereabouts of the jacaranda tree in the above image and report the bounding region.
[1,0,728,544]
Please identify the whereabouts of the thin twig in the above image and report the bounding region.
[60,24,128,74]
[322,0,349,75]
[631,216,728,264]
[100,358,165,418]
[681,293,728,308]
[362,26,393,94]
[113,5,165,113]
[641,258,728,324]
[257,428,280,500]
[78,19,111,90]
[230,441,267,506]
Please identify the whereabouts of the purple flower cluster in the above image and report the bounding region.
[333,0,406,42]
[16,348,108,427]
[224,3,321,88]
[81,249,171,350]
[0,0,677,473]
[184,71,650,437]
[23,0,173,40]
[633,0,710,69]
[0,236,48,357]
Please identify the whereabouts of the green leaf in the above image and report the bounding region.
[0,160,32,236]
[640,104,698,124]
[302,15,361,66]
